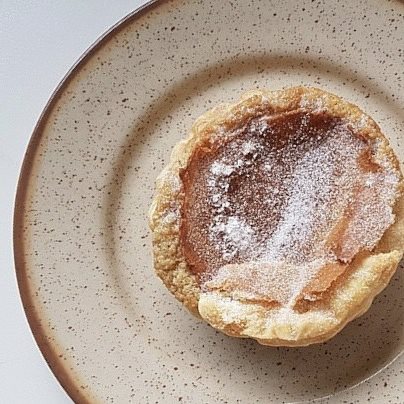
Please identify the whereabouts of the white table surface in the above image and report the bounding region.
[0,1,145,402]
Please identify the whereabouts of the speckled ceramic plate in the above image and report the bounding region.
[14,0,404,402]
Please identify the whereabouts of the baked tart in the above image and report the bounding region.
[149,87,404,346]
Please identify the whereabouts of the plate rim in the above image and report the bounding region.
[13,1,161,402]
[12,0,404,402]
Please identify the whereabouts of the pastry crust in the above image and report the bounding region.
[149,87,404,346]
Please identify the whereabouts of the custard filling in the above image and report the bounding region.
[180,110,400,308]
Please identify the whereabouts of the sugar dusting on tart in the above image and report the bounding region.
[180,109,400,308]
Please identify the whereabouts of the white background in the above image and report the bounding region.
[1,1,145,402]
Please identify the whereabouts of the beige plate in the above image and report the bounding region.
[14,0,404,402]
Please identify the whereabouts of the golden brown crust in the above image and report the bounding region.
[149,87,404,345]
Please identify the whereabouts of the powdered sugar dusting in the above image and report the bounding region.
[200,292,337,332]
[210,161,234,177]
[299,94,327,112]
[181,110,401,307]
[210,216,255,260]
[161,170,181,193]
[162,209,179,226]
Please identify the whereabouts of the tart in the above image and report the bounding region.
[149,87,404,346]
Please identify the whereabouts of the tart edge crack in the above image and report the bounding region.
[149,86,404,345]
